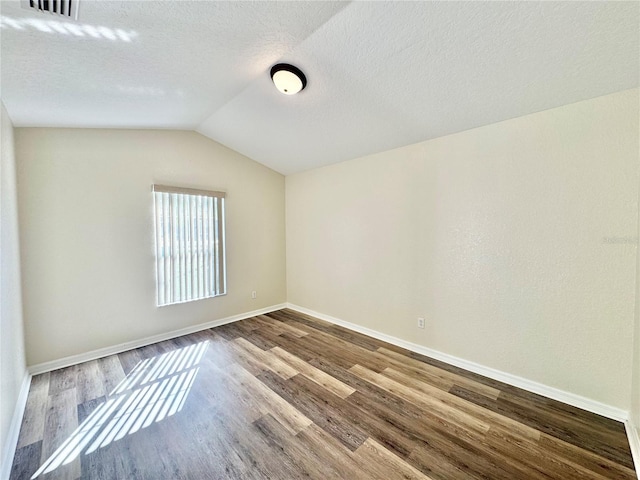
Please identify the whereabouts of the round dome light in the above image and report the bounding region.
[270,63,307,95]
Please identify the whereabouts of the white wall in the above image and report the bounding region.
[16,129,286,366]
[0,102,27,475]
[286,89,639,410]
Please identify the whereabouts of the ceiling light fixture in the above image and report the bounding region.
[270,63,307,95]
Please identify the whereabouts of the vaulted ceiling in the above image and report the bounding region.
[1,1,638,174]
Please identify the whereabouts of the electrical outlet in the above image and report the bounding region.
[417,317,425,329]
[251,291,257,299]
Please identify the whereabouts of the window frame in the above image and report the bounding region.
[152,184,227,307]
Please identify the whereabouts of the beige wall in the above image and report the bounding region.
[0,102,27,473]
[16,129,286,366]
[632,156,640,429]
[286,89,639,410]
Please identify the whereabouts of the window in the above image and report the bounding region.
[152,184,226,306]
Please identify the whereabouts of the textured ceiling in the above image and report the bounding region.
[1,1,638,174]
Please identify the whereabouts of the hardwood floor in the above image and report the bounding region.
[9,308,636,479]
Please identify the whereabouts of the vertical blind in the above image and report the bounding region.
[152,185,226,306]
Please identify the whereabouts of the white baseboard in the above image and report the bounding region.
[1,371,32,480]
[29,304,287,375]
[286,303,629,423]
[624,420,640,477]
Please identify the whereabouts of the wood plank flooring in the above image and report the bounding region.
[9,308,636,479]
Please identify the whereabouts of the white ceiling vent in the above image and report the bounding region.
[21,0,79,20]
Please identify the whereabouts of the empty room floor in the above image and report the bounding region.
[9,309,636,479]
